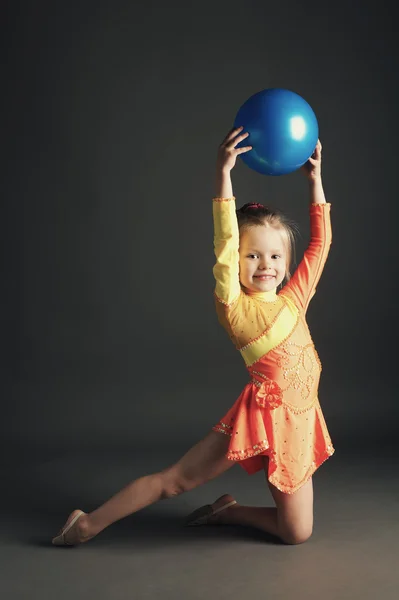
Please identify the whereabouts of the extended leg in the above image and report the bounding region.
[52,430,234,545]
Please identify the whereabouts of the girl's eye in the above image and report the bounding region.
[247,254,282,259]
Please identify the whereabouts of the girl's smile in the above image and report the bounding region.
[254,274,275,281]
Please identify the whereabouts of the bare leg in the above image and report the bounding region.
[52,431,234,545]
[208,456,314,545]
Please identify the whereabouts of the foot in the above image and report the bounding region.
[52,510,93,546]
[207,494,238,525]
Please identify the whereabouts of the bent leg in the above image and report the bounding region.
[216,456,313,545]
[55,431,234,544]
[266,468,313,544]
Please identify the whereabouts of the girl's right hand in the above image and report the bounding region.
[216,126,252,172]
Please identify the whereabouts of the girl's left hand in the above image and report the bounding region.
[301,139,322,181]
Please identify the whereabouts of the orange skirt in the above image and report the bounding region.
[212,380,334,494]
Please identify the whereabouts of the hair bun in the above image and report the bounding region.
[242,202,264,211]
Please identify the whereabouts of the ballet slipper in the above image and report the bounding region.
[52,510,86,546]
[184,497,237,527]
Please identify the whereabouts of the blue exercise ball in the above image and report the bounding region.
[233,88,319,176]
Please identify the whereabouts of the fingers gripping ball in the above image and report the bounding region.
[233,88,319,176]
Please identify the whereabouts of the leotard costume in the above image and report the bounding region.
[212,197,335,494]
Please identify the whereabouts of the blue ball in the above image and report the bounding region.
[233,88,319,176]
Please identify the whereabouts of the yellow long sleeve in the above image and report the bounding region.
[212,197,241,307]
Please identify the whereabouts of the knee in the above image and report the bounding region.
[280,525,313,545]
[159,468,196,500]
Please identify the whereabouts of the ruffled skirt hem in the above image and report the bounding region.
[213,423,335,494]
[212,381,335,494]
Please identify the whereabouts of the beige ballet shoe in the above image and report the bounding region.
[184,495,237,527]
[52,510,86,546]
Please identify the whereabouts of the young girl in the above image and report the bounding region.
[52,126,334,547]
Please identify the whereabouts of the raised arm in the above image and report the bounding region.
[212,127,252,306]
[213,194,241,306]
[281,140,332,313]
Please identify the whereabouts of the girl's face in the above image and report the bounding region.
[239,224,287,293]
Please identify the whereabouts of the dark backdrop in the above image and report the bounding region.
[2,0,398,457]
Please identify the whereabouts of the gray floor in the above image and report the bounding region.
[1,442,397,600]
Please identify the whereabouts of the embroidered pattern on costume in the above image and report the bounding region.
[276,340,321,401]
[250,370,318,413]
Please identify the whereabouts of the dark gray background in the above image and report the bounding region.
[3,0,398,449]
[2,1,398,599]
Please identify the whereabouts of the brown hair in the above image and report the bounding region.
[236,203,299,284]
